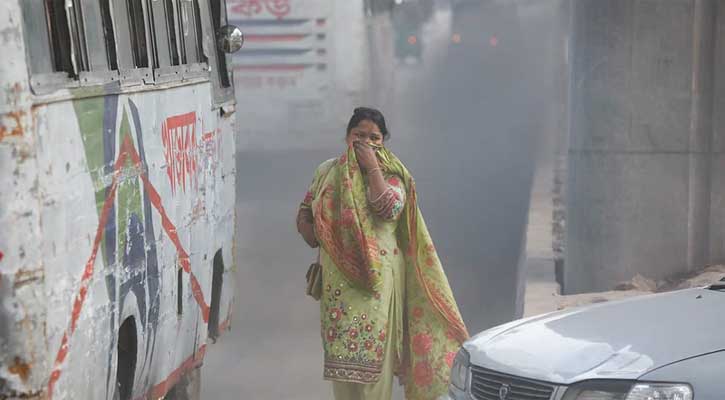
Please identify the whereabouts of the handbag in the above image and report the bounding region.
[306,251,323,300]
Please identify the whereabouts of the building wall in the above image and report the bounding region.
[709,2,725,263]
[564,0,722,293]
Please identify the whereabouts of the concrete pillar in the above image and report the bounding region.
[564,0,718,293]
[687,0,716,272]
[708,2,725,263]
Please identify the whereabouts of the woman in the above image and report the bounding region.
[296,107,468,400]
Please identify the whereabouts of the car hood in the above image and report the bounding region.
[465,288,725,384]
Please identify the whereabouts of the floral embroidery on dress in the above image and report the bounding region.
[322,279,389,383]
[413,361,434,387]
[412,333,433,356]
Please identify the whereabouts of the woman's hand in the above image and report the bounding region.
[353,141,379,172]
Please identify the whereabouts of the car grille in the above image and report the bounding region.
[470,366,554,400]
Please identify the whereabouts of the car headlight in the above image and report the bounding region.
[449,348,470,391]
[563,380,633,400]
[626,383,692,400]
[564,381,693,400]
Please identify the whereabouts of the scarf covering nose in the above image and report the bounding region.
[313,145,469,397]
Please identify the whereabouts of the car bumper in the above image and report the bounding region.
[446,379,571,400]
[444,386,467,400]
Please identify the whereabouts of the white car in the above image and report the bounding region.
[446,286,725,400]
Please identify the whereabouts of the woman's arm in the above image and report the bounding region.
[368,175,406,220]
[366,168,388,202]
[296,207,319,248]
[297,159,335,249]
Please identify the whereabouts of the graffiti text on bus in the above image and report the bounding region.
[229,0,291,19]
[161,112,198,194]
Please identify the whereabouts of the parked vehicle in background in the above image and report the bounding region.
[0,0,241,399]
[226,0,376,151]
[392,0,426,63]
[446,285,725,400]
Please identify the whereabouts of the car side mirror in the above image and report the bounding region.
[217,25,244,54]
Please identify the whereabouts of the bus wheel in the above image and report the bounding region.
[114,317,137,400]
[165,367,201,400]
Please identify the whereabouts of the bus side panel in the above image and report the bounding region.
[215,109,237,334]
[132,82,236,398]
[0,0,29,116]
[34,100,111,400]
[0,2,48,397]
[129,86,209,397]
[37,81,234,399]
[0,107,47,397]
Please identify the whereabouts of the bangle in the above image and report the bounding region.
[367,167,382,174]
[368,186,392,204]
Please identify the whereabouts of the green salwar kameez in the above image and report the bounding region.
[300,147,468,400]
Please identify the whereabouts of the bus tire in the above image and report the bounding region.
[165,367,201,400]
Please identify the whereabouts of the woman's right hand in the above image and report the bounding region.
[353,140,380,172]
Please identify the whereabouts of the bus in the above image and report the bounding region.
[226,0,391,151]
[0,1,240,399]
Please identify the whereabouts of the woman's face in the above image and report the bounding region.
[346,119,384,147]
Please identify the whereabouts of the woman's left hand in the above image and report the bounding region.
[353,141,379,172]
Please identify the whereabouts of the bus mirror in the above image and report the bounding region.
[217,25,244,54]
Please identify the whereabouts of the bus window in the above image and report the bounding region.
[21,1,55,75]
[20,1,76,76]
[209,0,230,87]
[112,0,135,70]
[165,0,181,66]
[66,0,89,73]
[127,0,150,68]
[149,0,173,67]
[99,0,119,70]
[178,0,204,64]
[81,0,114,71]
[112,0,150,69]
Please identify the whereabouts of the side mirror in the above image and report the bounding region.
[217,25,244,54]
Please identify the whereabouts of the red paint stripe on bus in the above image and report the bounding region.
[136,344,207,400]
[48,136,212,398]
[131,314,231,399]
[133,314,231,399]
[123,137,210,321]
[137,174,211,322]
[47,146,123,398]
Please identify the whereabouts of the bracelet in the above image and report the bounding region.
[368,186,392,204]
[367,167,382,174]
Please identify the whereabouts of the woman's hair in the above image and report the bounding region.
[346,107,390,141]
